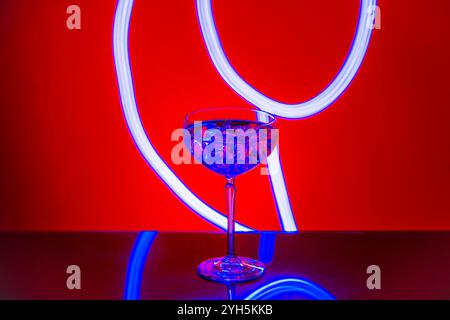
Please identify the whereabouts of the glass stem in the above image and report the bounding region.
[225,177,236,258]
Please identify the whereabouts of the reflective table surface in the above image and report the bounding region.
[0,232,449,300]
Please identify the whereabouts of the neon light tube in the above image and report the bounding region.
[196,0,377,119]
[258,232,277,263]
[124,232,157,300]
[113,0,253,232]
[266,147,297,231]
[245,278,335,300]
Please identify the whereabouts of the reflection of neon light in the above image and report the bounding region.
[124,233,334,300]
[113,0,252,232]
[124,232,157,300]
[196,0,377,119]
[245,278,335,300]
[266,148,296,231]
[258,233,277,264]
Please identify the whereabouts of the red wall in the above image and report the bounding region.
[0,0,449,231]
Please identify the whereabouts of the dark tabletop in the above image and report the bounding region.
[0,232,449,300]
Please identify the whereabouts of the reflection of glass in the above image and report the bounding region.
[226,284,236,300]
[184,108,277,282]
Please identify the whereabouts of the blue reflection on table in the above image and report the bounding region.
[124,232,335,300]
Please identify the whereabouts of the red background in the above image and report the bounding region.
[0,0,449,231]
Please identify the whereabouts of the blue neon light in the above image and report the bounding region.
[124,232,157,300]
[266,147,297,231]
[196,0,377,119]
[257,113,297,232]
[123,233,334,300]
[245,278,335,300]
[258,233,277,264]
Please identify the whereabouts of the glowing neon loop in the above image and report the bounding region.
[123,234,334,300]
[124,232,157,300]
[244,278,335,300]
[196,0,377,119]
[113,0,252,232]
[196,0,376,232]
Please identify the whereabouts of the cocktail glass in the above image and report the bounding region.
[184,108,277,283]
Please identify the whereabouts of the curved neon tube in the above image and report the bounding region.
[113,0,252,232]
[245,278,335,300]
[124,232,157,300]
[196,0,377,119]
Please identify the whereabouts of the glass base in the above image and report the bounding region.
[198,256,265,283]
